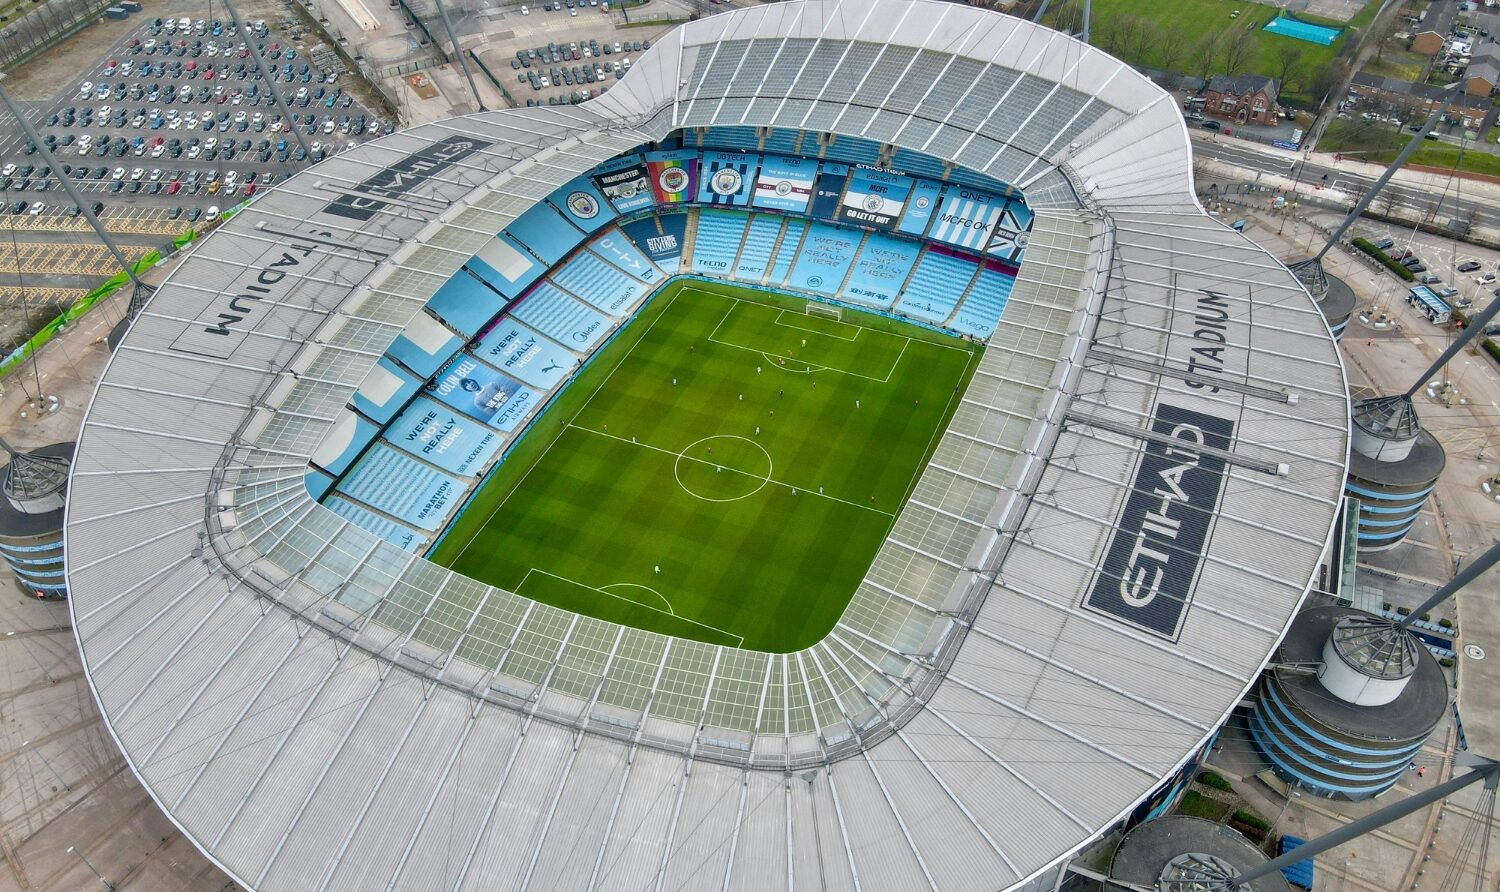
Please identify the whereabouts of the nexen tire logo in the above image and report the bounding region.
[1083,403,1234,638]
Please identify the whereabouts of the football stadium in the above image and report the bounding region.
[64,2,1351,889]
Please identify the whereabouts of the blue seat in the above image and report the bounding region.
[512,283,613,351]
[551,251,646,317]
[767,219,806,286]
[691,210,750,276]
[894,250,979,324]
[734,215,781,281]
[951,267,1015,339]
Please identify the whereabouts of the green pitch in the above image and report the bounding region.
[429,279,981,652]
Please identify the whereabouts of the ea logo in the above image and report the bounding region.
[658,167,689,194]
[775,180,793,197]
[711,168,741,195]
[807,275,824,288]
[566,191,599,219]
[863,194,884,213]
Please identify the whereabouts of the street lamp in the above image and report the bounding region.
[67,846,115,892]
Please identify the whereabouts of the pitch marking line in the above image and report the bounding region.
[448,287,688,567]
[673,435,773,502]
[772,308,861,341]
[518,568,745,646]
[699,292,911,383]
[571,424,895,517]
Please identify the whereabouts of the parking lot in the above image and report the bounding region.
[1357,221,1500,319]
[0,8,393,226]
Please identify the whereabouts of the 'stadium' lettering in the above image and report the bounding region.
[1184,290,1231,393]
[201,239,327,337]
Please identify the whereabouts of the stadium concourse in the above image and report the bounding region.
[64,2,1349,891]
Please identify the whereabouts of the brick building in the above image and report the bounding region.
[1202,74,1280,126]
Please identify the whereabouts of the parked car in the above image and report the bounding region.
[1458,260,1481,273]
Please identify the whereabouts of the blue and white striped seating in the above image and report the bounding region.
[512,283,612,350]
[734,215,781,281]
[691,211,750,276]
[768,219,806,286]
[894,250,979,324]
[552,251,642,317]
[952,267,1015,338]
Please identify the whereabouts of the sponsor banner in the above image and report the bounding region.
[839,168,912,230]
[427,354,538,432]
[472,318,577,389]
[386,310,463,379]
[751,155,818,213]
[1083,403,1235,638]
[647,150,699,205]
[929,185,1006,251]
[787,223,859,296]
[808,162,848,220]
[841,234,922,307]
[323,135,492,222]
[467,235,545,298]
[324,496,426,552]
[591,228,661,283]
[620,213,687,271]
[385,396,504,476]
[591,155,654,215]
[695,151,759,206]
[1272,139,1299,151]
[334,443,465,532]
[351,355,422,424]
[309,409,380,476]
[424,270,506,339]
[898,178,944,238]
[545,175,613,233]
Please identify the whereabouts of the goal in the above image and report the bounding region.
[805,302,842,322]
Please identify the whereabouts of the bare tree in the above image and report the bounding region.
[1370,10,1403,64]
[1193,32,1221,81]
[1157,32,1184,77]
[1219,24,1257,74]
[1274,43,1306,93]
[1126,15,1158,65]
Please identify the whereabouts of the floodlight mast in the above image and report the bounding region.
[1398,292,1500,400]
[0,74,152,303]
[1310,83,1461,265]
[1221,760,1499,889]
[1396,539,1500,631]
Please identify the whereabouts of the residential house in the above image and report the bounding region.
[1465,43,1500,95]
[1410,0,1458,55]
[1202,74,1280,126]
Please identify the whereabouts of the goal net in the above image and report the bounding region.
[806,302,842,322]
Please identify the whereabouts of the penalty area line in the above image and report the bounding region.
[519,567,744,646]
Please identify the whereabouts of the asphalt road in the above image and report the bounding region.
[1193,135,1500,232]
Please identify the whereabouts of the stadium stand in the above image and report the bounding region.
[550,250,649,318]
[690,210,750,277]
[734,214,782,281]
[702,125,759,151]
[822,134,883,166]
[841,233,922,308]
[768,218,807,285]
[761,127,801,155]
[503,201,587,266]
[951,266,1016,338]
[890,147,948,181]
[894,248,980,323]
[511,283,614,351]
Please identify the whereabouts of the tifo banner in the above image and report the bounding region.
[752,155,818,213]
[898,178,944,238]
[787,223,860,296]
[324,496,425,552]
[334,443,466,531]
[620,213,687,270]
[840,168,912,230]
[928,184,1007,251]
[591,155,654,214]
[427,354,537,432]
[696,151,759,206]
[546,175,614,233]
[592,229,662,283]
[472,318,578,389]
[808,162,848,220]
[984,200,1035,265]
[647,150,699,205]
[384,396,504,476]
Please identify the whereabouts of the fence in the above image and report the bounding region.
[0,0,118,70]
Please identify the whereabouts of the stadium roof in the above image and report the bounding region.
[66,2,1350,889]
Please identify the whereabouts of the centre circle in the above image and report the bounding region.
[673,435,774,502]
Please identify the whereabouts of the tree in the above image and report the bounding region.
[1274,43,1305,93]
[1193,32,1221,81]
[1157,31,1184,77]
[1219,24,1257,75]
[1125,15,1158,66]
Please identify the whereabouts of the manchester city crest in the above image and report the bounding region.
[711,168,742,195]
[566,191,600,219]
